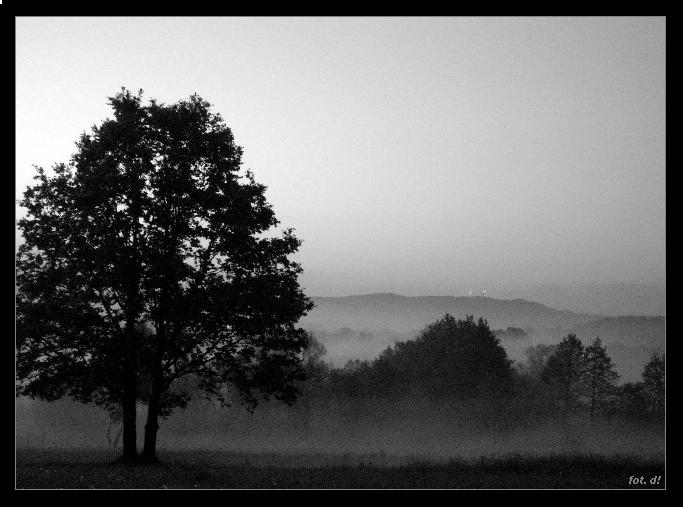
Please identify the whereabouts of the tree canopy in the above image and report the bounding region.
[582,337,619,416]
[541,333,585,411]
[641,352,665,416]
[328,314,513,400]
[16,88,313,460]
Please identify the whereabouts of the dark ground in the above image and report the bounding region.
[15,449,665,489]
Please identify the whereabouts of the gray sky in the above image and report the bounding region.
[16,17,665,297]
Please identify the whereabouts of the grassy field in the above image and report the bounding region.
[15,448,665,489]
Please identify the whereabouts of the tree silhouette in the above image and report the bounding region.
[354,314,513,400]
[541,333,585,412]
[582,337,619,417]
[16,89,313,461]
[641,352,665,417]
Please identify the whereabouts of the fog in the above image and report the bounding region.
[16,294,664,461]
[16,395,663,465]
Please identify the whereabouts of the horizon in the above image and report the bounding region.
[307,280,665,317]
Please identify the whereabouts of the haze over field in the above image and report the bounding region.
[17,290,664,457]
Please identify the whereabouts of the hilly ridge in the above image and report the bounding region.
[303,293,599,333]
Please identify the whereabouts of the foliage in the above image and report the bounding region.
[641,353,665,417]
[541,333,585,411]
[582,337,620,416]
[326,315,513,401]
[16,88,313,458]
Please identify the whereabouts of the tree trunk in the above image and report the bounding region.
[142,370,164,462]
[142,376,163,461]
[119,176,143,463]
[120,314,139,462]
[121,391,138,462]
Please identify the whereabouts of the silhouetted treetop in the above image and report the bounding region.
[16,88,313,460]
[328,314,513,400]
[541,333,586,411]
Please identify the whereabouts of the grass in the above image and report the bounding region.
[15,448,665,489]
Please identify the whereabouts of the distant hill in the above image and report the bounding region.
[303,293,598,333]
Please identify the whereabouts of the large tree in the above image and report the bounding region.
[541,333,585,412]
[360,314,513,400]
[582,337,619,417]
[641,352,665,417]
[16,89,313,461]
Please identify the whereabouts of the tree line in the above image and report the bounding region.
[297,315,665,424]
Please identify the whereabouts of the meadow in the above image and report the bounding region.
[16,448,665,489]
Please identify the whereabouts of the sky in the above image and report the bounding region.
[16,17,665,298]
